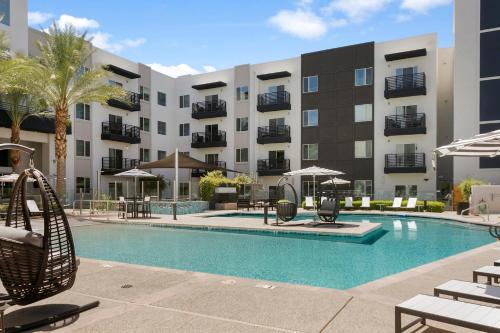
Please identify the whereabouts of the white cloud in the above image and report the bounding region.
[28,11,54,25]
[396,14,412,22]
[401,0,452,13]
[268,9,327,39]
[330,18,348,27]
[297,0,314,7]
[89,32,145,53]
[148,63,217,78]
[54,14,99,30]
[323,0,393,23]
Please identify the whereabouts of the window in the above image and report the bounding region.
[236,148,248,163]
[157,91,166,106]
[303,75,318,93]
[303,109,318,127]
[205,154,218,165]
[481,0,500,30]
[354,140,372,158]
[354,180,373,197]
[76,177,91,194]
[140,117,150,132]
[140,148,150,162]
[0,0,10,26]
[355,68,373,86]
[75,103,90,120]
[236,86,249,101]
[236,117,248,132]
[76,140,90,157]
[302,181,319,197]
[179,95,190,108]
[408,185,418,197]
[157,121,166,135]
[395,185,407,198]
[302,144,318,160]
[396,105,418,116]
[140,86,150,102]
[354,104,373,122]
[239,184,252,198]
[179,182,190,196]
[179,123,190,136]
[109,182,123,199]
[158,150,166,160]
[108,80,123,87]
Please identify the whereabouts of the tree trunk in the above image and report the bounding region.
[10,124,21,173]
[55,107,68,198]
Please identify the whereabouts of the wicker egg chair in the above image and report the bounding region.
[276,182,298,223]
[0,144,97,333]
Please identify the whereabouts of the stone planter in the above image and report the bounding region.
[215,202,237,210]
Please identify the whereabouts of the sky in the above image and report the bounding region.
[27,0,454,78]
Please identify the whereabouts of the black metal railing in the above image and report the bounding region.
[102,157,139,172]
[257,125,291,144]
[192,99,227,119]
[101,121,141,144]
[257,91,291,112]
[257,159,290,176]
[192,161,227,177]
[107,90,141,111]
[384,153,426,173]
[384,73,426,99]
[191,130,227,147]
[384,113,426,136]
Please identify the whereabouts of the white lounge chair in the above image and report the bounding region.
[387,197,403,210]
[304,196,314,210]
[26,200,42,216]
[344,197,353,209]
[393,220,402,230]
[473,266,500,284]
[361,197,371,209]
[405,197,418,211]
[434,279,500,305]
[396,294,500,333]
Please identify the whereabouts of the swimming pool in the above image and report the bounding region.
[73,214,493,290]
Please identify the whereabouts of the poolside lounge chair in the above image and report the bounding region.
[395,294,500,333]
[495,259,500,267]
[26,199,42,216]
[361,196,371,209]
[405,197,418,211]
[316,199,340,224]
[434,279,500,305]
[237,198,253,211]
[387,197,403,210]
[473,266,500,284]
[344,197,353,210]
[304,196,314,210]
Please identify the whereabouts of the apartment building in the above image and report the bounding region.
[0,0,459,201]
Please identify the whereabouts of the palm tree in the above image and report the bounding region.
[30,24,126,197]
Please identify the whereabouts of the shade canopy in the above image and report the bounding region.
[284,166,344,177]
[114,168,156,178]
[138,153,240,173]
[434,129,500,157]
[0,173,35,183]
[321,177,351,185]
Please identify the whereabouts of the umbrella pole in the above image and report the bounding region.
[313,175,316,210]
[157,180,160,200]
[126,181,129,198]
[175,149,179,202]
[114,181,117,200]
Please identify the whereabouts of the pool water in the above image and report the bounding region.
[73,214,493,290]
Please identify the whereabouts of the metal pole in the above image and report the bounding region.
[157,180,160,200]
[126,180,129,198]
[96,170,99,201]
[114,181,117,200]
[172,202,177,220]
[175,148,179,202]
[141,181,144,198]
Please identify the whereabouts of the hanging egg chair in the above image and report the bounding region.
[0,144,77,306]
[275,177,298,223]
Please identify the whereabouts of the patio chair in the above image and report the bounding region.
[26,199,42,216]
[237,198,253,211]
[404,197,418,211]
[141,196,152,218]
[361,196,371,209]
[268,198,277,211]
[118,196,126,218]
[473,266,500,284]
[387,197,403,210]
[395,294,500,333]
[344,197,353,210]
[434,279,500,305]
[317,199,340,224]
[304,196,314,210]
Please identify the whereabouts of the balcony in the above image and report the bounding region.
[257,91,291,112]
[107,91,141,111]
[257,159,290,176]
[384,153,426,174]
[257,125,291,144]
[191,161,227,178]
[384,73,426,99]
[101,122,141,144]
[384,113,426,136]
[101,157,140,175]
[192,100,227,119]
[191,131,227,148]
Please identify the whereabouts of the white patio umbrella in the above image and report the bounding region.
[284,166,344,206]
[434,129,500,159]
[321,177,351,185]
[114,168,156,198]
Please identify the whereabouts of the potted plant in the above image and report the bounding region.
[457,178,485,215]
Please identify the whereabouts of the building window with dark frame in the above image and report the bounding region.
[157,91,167,106]
[179,123,190,136]
[354,140,373,158]
[157,121,166,135]
[179,182,190,196]
[76,140,90,157]
[140,148,150,162]
[236,148,248,163]
[236,86,249,101]
[179,94,190,108]
[140,86,150,102]
[236,117,248,132]
[140,117,150,132]
[0,0,10,26]
[76,177,91,194]
[302,143,318,160]
[157,150,166,160]
[354,180,373,197]
[75,103,90,120]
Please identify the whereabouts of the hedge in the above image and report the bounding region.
[301,199,445,213]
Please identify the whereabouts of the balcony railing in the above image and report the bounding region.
[257,159,291,176]
[192,99,227,119]
[102,157,140,175]
[107,91,141,111]
[384,153,426,173]
[191,161,227,178]
[101,122,141,144]
[257,125,291,144]
[384,73,426,99]
[384,113,426,136]
[257,91,291,112]
[191,131,227,148]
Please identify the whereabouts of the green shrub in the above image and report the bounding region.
[458,177,485,201]
[199,171,255,201]
[0,203,8,213]
[300,199,445,213]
